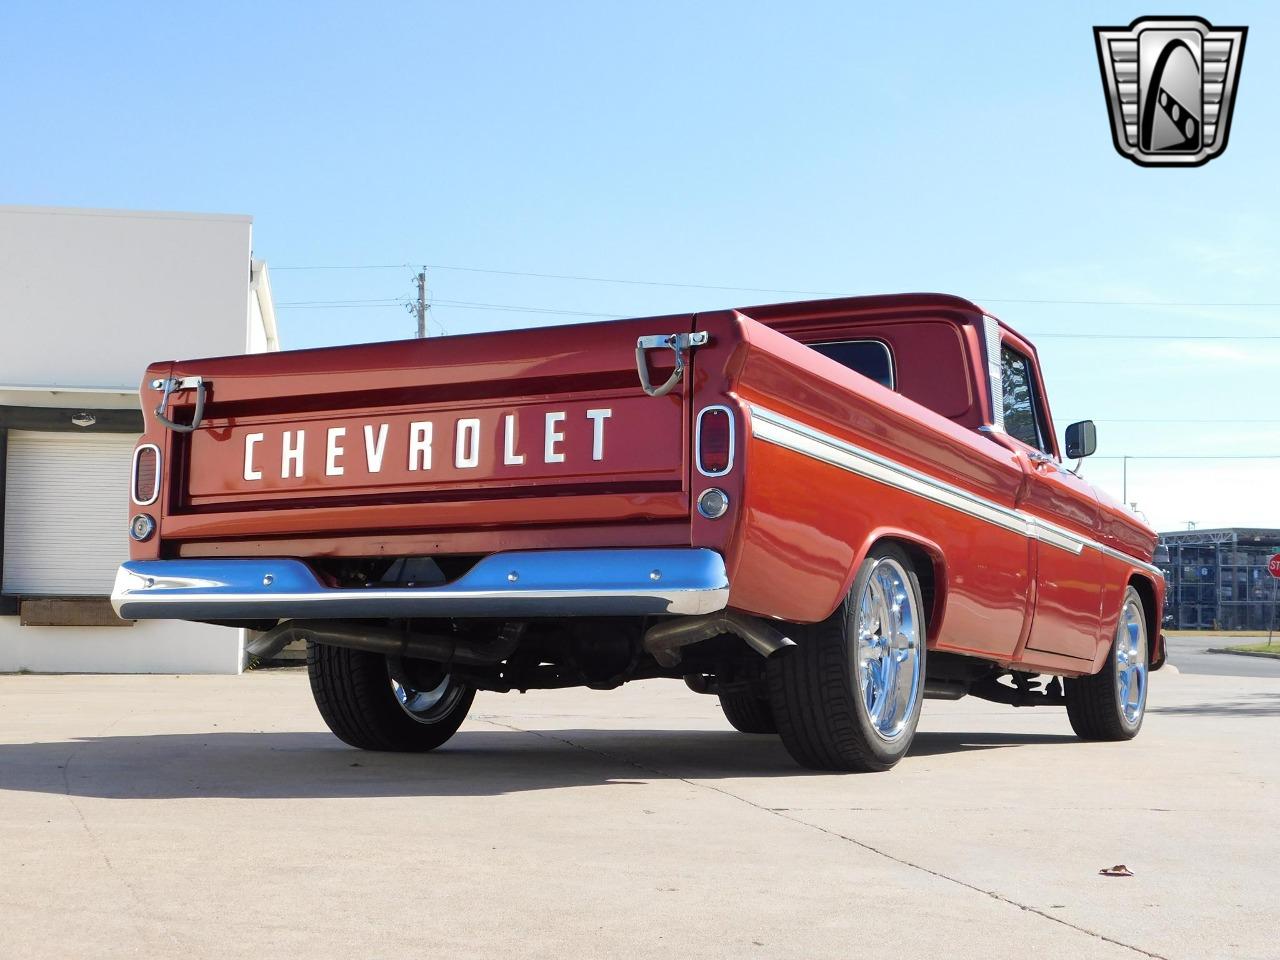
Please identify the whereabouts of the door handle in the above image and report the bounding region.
[1027,451,1059,471]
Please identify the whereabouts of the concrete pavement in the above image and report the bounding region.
[1,665,1277,960]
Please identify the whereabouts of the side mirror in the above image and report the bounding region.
[1065,420,1097,459]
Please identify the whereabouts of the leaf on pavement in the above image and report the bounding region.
[1098,864,1135,877]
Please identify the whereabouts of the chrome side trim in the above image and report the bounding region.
[112,548,731,621]
[982,315,1005,433]
[1030,518,1086,555]
[130,443,162,507]
[747,404,1163,579]
[1097,540,1165,579]
[749,405,1031,537]
[695,404,735,478]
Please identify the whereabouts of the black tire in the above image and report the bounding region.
[307,641,474,752]
[718,690,776,734]
[1065,586,1148,741]
[767,543,927,772]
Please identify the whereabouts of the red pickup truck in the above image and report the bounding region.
[113,293,1165,772]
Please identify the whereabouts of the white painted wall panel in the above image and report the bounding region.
[2,431,135,595]
[0,618,243,674]
[0,206,253,390]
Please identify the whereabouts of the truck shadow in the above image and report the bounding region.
[0,727,1075,801]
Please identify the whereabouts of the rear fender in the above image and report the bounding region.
[835,527,949,643]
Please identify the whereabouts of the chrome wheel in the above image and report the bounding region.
[390,671,466,725]
[1114,595,1148,727]
[854,557,922,742]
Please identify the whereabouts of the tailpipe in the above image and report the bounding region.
[246,619,524,666]
[643,610,796,667]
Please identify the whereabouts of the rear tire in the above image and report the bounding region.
[307,641,474,752]
[767,544,926,772]
[718,690,776,734]
[1065,586,1148,741]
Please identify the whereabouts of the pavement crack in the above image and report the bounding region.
[59,718,183,951]
[752,808,1170,960]
[475,717,1170,960]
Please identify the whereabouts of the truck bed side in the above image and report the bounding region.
[698,310,1035,662]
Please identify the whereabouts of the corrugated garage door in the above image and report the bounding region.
[3,431,137,596]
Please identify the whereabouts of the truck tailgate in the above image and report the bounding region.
[145,316,697,555]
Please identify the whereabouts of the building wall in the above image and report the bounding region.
[0,206,255,388]
[0,206,269,675]
[248,290,270,354]
[0,620,242,674]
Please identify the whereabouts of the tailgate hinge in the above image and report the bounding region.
[635,331,710,397]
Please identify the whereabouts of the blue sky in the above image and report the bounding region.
[2,1,1276,531]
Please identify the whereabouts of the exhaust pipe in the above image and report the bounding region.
[246,619,524,666]
[922,680,968,701]
[643,611,796,667]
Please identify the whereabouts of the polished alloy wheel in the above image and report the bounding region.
[390,672,466,725]
[854,557,922,741]
[1114,595,1148,726]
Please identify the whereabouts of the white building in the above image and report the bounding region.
[0,206,278,673]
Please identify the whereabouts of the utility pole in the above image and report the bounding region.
[1122,454,1129,504]
[414,267,428,339]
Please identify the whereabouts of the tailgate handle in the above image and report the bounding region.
[150,376,206,433]
[635,331,710,397]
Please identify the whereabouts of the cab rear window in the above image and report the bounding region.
[809,340,895,389]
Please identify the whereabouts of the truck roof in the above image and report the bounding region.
[735,292,1037,355]
[738,291,985,321]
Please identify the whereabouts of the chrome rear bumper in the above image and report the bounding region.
[111,549,730,621]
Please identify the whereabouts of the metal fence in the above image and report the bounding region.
[1157,528,1280,631]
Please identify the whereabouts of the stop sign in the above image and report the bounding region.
[1270,554,1280,579]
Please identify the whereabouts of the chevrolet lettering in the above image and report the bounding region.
[238,408,614,482]
[114,295,1165,771]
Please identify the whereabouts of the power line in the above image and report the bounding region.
[980,297,1280,308]
[275,297,619,318]
[431,298,617,318]
[276,302,402,309]
[273,263,409,271]
[1090,455,1280,460]
[1034,333,1280,341]
[276,296,1280,338]
[274,260,832,295]
[1093,418,1280,424]
[269,259,1280,308]
[277,298,401,306]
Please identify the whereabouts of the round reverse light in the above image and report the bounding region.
[129,514,156,542]
[697,487,730,519]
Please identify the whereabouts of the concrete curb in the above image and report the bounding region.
[1167,630,1274,638]
[1208,647,1280,661]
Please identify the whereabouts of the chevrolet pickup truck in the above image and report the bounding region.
[112,293,1165,772]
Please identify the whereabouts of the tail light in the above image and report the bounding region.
[132,444,161,505]
[696,406,734,477]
